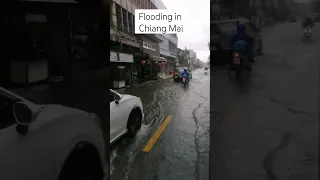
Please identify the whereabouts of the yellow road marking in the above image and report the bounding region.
[142,115,172,152]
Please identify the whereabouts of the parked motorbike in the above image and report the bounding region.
[304,28,312,39]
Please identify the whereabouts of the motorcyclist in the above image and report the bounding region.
[231,23,254,69]
[303,16,314,28]
[181,68,190,82]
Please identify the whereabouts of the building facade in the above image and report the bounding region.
[189,50,197,66]
[110,0,169,86]
[159,34,179,75]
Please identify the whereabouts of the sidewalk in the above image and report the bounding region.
[163,74,173,79]
[116,74,172,94]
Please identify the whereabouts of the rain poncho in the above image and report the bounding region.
[182,69,189,79]
[232,24,248,53]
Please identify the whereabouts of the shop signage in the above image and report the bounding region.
[110,51,134,63]
[119,53,134,63]
[118,66,125,69]
[119,32,140,48]
[110,51,117,62]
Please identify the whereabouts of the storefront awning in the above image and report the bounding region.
[134,53,149,60]
[150,56,167,62]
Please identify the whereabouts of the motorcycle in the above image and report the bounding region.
[182,77,189,87]
[204,70,208,75]
[228,51,249,79]
[304,28,312,39]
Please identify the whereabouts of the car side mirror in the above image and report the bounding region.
[13,101,39,135]
[114,94,121,104]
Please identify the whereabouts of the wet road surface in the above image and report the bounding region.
[111,68,210,180]
[211,21,319,179]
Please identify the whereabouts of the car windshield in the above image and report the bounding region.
[218,22,237,34]
[175,68,185,73]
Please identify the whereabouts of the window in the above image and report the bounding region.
[133,15,135,33]
[128,13,133,35]
[122,8,128,33]
[26,22,46,62]
[70,8,90,62]
[218,22,237,33]
[169,41,177,52]
[148,0,151,9]
[116,4,123,31]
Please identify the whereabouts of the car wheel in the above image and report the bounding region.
[127,109,142,137]
[59,144,104,180]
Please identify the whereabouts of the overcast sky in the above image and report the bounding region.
[161,0,210,62]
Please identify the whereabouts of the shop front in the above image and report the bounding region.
[110,51,134,89]
[150,56,167,79]
[165,56,178,75]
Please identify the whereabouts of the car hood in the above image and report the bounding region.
[120,94,138,101]
[34,104,89,124]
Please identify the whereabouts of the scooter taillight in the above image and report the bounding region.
[182,78,185,82]
[233,52,239,58]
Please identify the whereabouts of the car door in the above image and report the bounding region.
[110,90,127,142]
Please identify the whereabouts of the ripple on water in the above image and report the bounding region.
[110,149,118,175]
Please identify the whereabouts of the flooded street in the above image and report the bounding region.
[211,21,319,179]
[110,68,210,180]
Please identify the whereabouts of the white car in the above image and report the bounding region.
[0,87,107,180]
[110,89,143,144]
